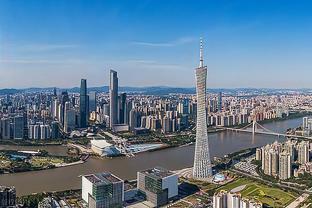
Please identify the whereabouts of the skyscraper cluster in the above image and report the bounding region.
[207,95,289,127]
[256,140,311,180]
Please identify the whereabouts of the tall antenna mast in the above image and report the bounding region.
[199,37,204,68]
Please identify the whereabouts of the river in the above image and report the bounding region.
[0,117,304,196]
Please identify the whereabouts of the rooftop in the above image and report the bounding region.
[91,139,113,148]
[140,167,175,179]
[0,186,15,192]
[84,172,123,185]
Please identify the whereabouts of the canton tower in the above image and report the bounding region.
[193,38,212,179]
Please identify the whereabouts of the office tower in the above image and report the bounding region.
[53,87,57,97]
[183,98,190,114]
[129,108,138,131]
[298,141,309,164]
[109,70,118,128]
[51,121,60,139]
[80,79,89,128]
[103,103,110,116]
[23,112,28,139]
[13,116,24,139]
[279,152,291,180]
[119,93,127,124]
[137,167,178,207]
[0,186,16,207]
[1,118,11,139]
[125,101,132,124]
[64,110,76,133]
[89,91,97,113]
[193,38,212,179]
[218,92,222,112]
[52,99,59,119]
[64,101,76,133]
[59,91,69,125]
[82,172,124,208]
[57,103,63,124]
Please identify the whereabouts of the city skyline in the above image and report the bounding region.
[1,0,312,88]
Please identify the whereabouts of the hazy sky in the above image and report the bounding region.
[0,0,312,88]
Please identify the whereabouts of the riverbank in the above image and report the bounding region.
[0,116,304,196]
[0,149,82,175]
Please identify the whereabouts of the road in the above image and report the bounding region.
[286,193,309,208]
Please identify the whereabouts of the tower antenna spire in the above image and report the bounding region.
[199,37,204,68]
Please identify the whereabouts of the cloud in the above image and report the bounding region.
[0,42,79,53]
[130,37,196,47]
[0,58,84,65]
[126,59,157,64]
[124,59,183,70]
[18,44,79,52]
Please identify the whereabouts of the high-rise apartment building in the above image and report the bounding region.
[279,151,291,180]
[213,191,262,208]
[298,141,309,164]
[193,38,212,179]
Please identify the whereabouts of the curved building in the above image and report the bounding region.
[193,38,212,179]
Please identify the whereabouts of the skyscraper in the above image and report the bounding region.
[119,93,127,124]
[193,38,212,179]
[109,70,118,128]
[13,115,24,139]
[89,91,97,113]
[80,79,88,128]
[218,91,222,112]
[279,152,291,180]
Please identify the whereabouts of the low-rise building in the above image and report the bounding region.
[82,172,124,208]
[137,167,178,207]
[90,140,120,156]
[0,186,16,208]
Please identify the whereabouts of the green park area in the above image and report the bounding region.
[0,150,79,174]
[217,178,298,207]
[30,156,64,168]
